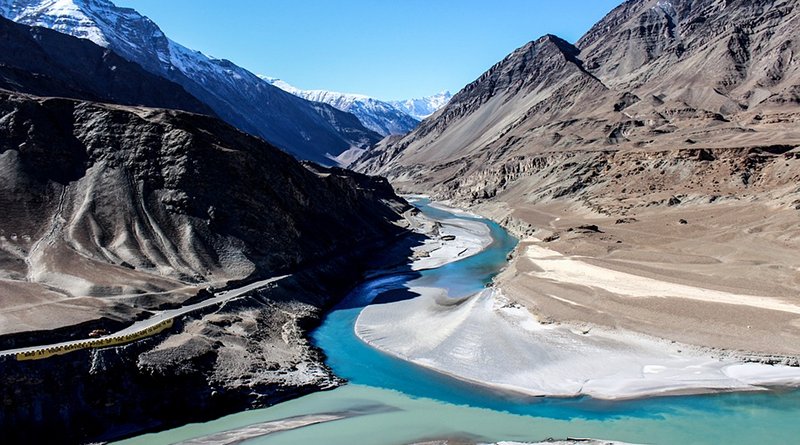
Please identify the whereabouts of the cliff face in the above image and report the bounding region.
[352,0,800,212]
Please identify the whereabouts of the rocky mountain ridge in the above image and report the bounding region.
[0,14,212,114]
[0,0,382,165]
[353,0,800,212]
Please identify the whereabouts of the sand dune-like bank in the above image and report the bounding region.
[356,286,800,400]
[409,217,491,271]
[404,199,493,271]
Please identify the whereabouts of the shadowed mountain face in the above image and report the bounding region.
[0,90,409,336]
[0,0,382,165]
[0,15,213,114]
[353,0,800,208]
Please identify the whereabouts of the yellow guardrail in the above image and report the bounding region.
[15,318,174,361]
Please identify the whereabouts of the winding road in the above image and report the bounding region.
[0,275,289,360]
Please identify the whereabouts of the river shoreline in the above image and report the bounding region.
[356,198,800,400]
[0,219,428,444]
[113,198,800,445]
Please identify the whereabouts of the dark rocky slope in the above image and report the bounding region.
[0,89,409,338]
[0,15,212,115]
[0,89,413,443]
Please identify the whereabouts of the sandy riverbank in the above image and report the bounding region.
[355,201,800,400]
[487,200,800,357]
[356,286,800,400]
[404,199,493,271]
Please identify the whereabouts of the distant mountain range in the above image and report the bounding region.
[263,77,422,137]
[0,0,382,165]
[388,91,453,121]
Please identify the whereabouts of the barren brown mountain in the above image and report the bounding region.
[354,0,800,357]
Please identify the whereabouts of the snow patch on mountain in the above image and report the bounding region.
[0,0,113,46]
[262,77,420,137]
[389,91,453,120]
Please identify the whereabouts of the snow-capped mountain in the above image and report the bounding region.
[389,91,453,121]
[0,13,214,115]
[0,0,380,165]
[263,77,420,137]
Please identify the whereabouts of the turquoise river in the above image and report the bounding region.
[117,199,800,445]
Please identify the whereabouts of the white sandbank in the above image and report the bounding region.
[407,213,492,271]
[355,206,800,400]
[356,287,800,400]
[427,201,483,218]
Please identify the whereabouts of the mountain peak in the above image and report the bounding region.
[0,13,214,115]
[443,32,598,121]
[537,34,580,56]
[0,0,162,50]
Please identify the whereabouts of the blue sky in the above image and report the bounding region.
[116,0,622,100]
